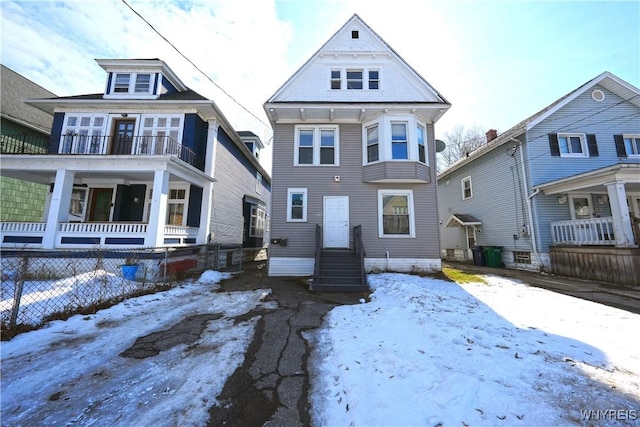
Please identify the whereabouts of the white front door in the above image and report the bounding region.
[324,196,349,248]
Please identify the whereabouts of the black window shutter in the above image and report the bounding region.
[586,134,599,157]
[548,133,560,156]
[614,134,627,157]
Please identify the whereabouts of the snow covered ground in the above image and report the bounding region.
[2,270,639,426]
[1,271,275,426]
[308,273,640,426]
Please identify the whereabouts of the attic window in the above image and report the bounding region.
[352,30,359,39]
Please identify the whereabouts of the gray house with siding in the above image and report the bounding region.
[438,71,640,285]
[265,14,450,289]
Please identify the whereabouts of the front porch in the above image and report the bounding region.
[0,221,199,249]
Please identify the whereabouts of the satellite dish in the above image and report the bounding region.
[435,139,446,153]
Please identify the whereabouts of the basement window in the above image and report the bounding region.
[513,251,531,264]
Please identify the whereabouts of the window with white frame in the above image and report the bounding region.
[287,188,307,222]
[417,125,426,163]
[166,188,187,225]
[368,70,379,90]
[139,115,183,155]
[558,133,587,157]
[378,190,415,237]
[110,72,154,96]
[366,124,379,163]
[249,206,266,237]
[363,117,428,165]
[330,67,380,90]
[462,176,472,200]
[331,70,341,89]
[61,114,106,154]
[346,70,363,89]
[623,134,640,156]
[256,172,262,194]
[294,125,339,166]
[391,122,408,160]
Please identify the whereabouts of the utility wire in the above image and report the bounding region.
[120,0,270,131]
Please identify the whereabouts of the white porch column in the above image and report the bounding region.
[145,170,170,247]
[198,119,219,244]
[606,181,635,247]
[42,170,75,249]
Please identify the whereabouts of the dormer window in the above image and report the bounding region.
[108,72,155,96]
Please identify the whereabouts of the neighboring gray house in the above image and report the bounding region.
[1,59,271,252]
[265,14,450,289]
[0,65,55,222]
[438,71,640,285]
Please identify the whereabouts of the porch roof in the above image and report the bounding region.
[534,163,640,195]
[445,213,482,228]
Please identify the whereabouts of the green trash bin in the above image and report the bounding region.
[483,246,503,268]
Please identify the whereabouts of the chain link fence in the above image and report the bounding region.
[1,243,247,338]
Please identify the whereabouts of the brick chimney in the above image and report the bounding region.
[485,129,498,142]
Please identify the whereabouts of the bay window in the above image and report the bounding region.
[391,122,408,159]
[363,117,428,165]
[366,124,379,163]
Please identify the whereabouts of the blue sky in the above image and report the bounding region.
[2,0,638,173]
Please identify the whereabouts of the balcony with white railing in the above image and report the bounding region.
[551,217,615,246]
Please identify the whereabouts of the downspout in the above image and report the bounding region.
[511,138,541,265]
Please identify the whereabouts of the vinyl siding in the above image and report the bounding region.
[528,85,640,188]
[210,127,271,245]
[527,85,640,251]
[269,122,440,262]
[438,142,534,254]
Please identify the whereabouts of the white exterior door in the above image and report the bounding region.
[323,196,349,248]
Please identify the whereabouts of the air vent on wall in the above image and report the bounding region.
[591,89,605,102]
[352,30,359,39]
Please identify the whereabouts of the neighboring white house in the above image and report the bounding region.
[438,71,640,285]
[0,59,271,251]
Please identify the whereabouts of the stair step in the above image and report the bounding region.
[320,269,361,277]
[318,276,364,285]
[311,283,369,292]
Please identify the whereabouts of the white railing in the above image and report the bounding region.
[1,221,200,248]
[551,217,615,246]
[164,225,199,241]
[59,222,148,233]
[1,222,46,232]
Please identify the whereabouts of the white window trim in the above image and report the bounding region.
[461,176,473,200]
[60,114,108,154]
[294,125,340,166]
[139,114,184,155]
[558,133,588,158]
[362,116,428,165]
[249,205,266,238]
[377,189,416,238]
[256,172,262,194]
[287,188,308,222]
[105,72,157,99]
[329,67,382,91]
[623,134,640,157]
[569,194,594,220]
